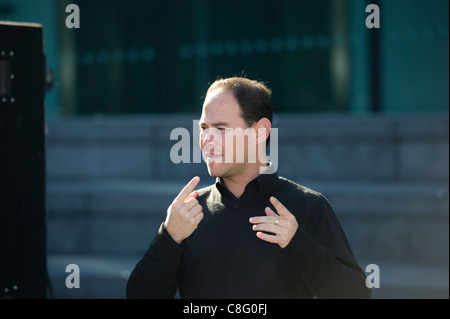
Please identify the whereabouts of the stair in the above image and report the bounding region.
[46,178,449,299]
[46,255,449,299]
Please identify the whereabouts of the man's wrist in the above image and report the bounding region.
[163,222,186,246]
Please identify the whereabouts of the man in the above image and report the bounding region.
[126,77,371,299]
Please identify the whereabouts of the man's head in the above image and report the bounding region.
[199,77,273,179]
[206,77,273,135]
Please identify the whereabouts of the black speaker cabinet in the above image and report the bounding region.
[0,22,46,298]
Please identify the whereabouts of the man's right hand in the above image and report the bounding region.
[164,176,204,244]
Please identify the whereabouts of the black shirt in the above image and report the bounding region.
[126,173,371,299]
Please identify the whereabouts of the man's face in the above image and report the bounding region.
[199,89,253,178]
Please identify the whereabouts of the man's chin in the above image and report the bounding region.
[206,162,225,178]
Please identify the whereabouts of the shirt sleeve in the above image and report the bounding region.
[126,222,187,299]
[281,196,371,299]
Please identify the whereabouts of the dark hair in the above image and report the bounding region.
[206,77,273,144]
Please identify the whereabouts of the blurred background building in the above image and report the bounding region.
[1,0,448,298]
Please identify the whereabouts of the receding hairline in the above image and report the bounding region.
[206,77,272,96]
[203,86,238,106]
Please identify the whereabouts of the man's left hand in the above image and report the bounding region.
[249,196,298,249]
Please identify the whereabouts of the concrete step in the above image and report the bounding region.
[47,254,135,299]
[46,254,449,299]
[46,179,213,256]
[362,260,449,299]
[46,179,449,266]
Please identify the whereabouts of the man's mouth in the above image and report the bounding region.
[205,153,223,163]
[202,145,223,163]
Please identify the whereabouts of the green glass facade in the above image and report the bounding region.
[1,0,448,116]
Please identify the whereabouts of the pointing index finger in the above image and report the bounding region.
[176,176,200,202]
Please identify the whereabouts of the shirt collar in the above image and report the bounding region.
[215,163,279,200]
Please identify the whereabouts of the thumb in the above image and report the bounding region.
[185,190,198,202]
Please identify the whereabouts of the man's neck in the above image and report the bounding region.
[222,162,269,199]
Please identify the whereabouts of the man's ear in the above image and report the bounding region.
[254,118,271,145]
